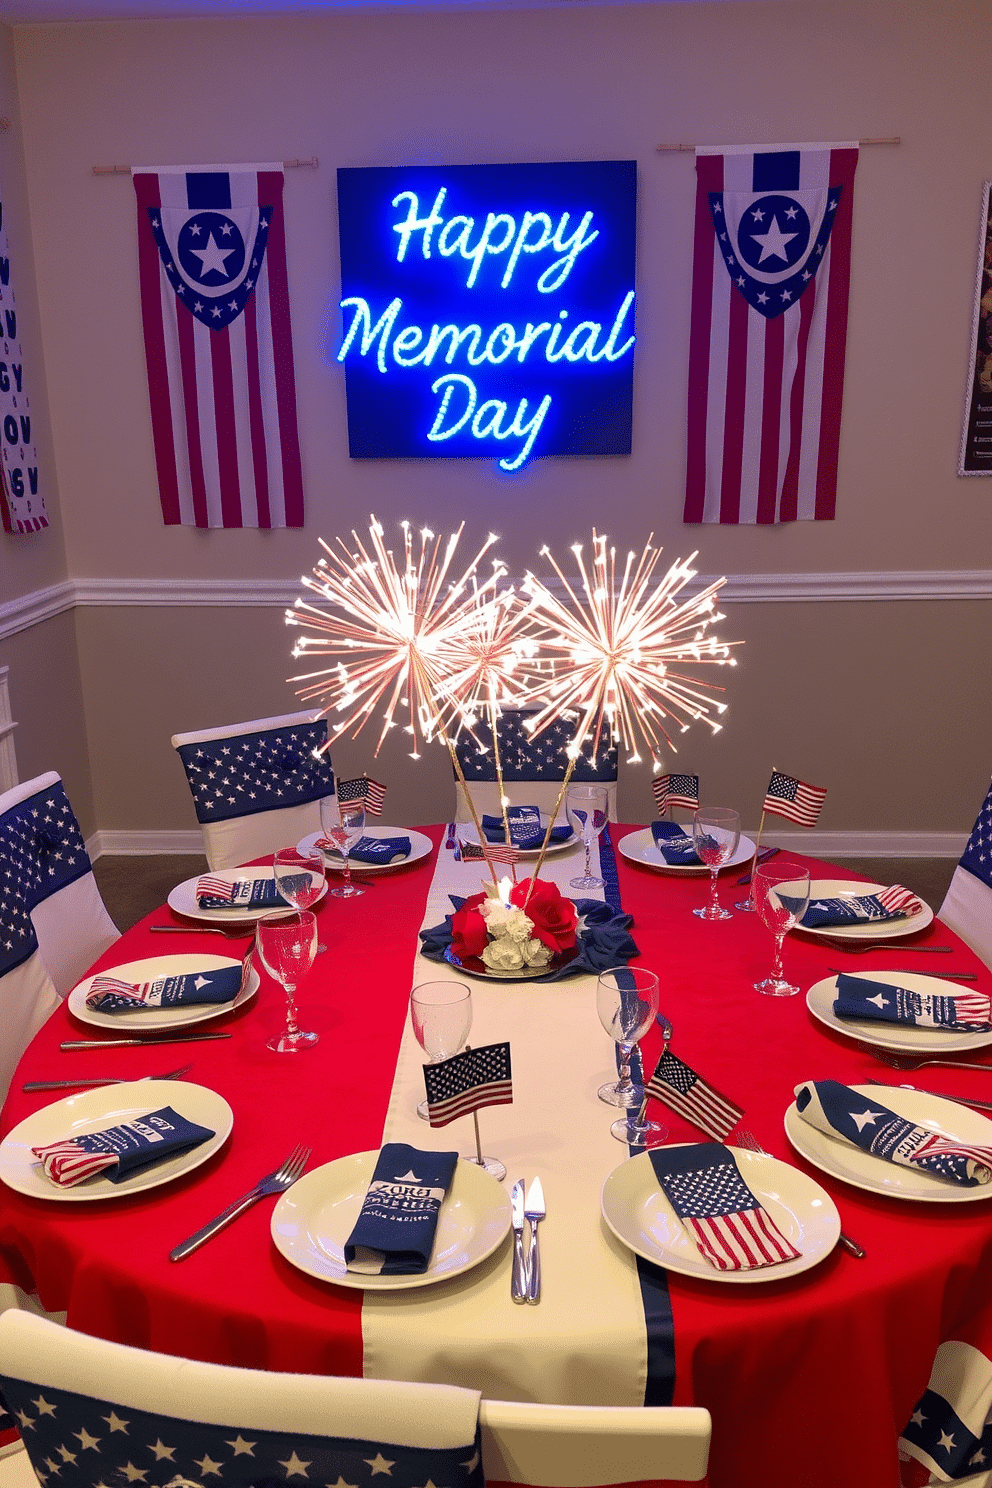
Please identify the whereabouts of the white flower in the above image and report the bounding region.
[521,937,553,967]
[482,937,526,971]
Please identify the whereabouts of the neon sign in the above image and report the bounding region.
[335,161,636,472]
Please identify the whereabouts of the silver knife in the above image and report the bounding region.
[60,1033,232,1049]
[510,1180,528,1303]
[524,1177,546,1305]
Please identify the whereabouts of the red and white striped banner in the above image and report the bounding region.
[132,165,304,529]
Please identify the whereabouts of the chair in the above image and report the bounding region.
[172,711,336,871]
[0,772,118,1001]
[0,1314,710,1488]
[940,776,992,968]
[453,710,619,824]
[0,950,58,1107]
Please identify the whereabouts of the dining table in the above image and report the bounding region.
[2,820,992,1488]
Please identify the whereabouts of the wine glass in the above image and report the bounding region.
[596,967,660,1117]
[319,796,367,899]
[753,860,811,997]
[256,910,319,1053]
[273,846,327,952]
[410,980,473,1121]
[565,784,608,889]
[692,808,741,921]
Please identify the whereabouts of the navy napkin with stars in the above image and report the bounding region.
[833,973,991,1032]
[782,884,922,928]
[32,1106,215,1188]
[85,963,247,1014]
[481,807,572,850]
[195,873,307,909]
[344,1143,459,1274]
[650,821,701,865]
[794,1079,992,1186]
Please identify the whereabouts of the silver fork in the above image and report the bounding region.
[735,1128,866,1259]
[819,936,951,954]
[151,924,256,939]
[827,964,979,982]
[169,1142,311,1261]
[872,1052,992,1072]
[23,1063,192,1092]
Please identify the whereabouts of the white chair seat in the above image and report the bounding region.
[940,778,992,969]
[0,950,59,1105]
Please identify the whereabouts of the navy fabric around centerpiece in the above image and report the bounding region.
[420,896,639,980]
[344,1143,458,1275]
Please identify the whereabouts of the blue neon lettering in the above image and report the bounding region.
[483,323,517,364]
[392,324,425,366]
[537,212,599,293]
[463,214,516,288]
[500,395,552,472]
[501,212,554,289]
[428,374,551,471]
[338,296,403,374]
[545,311,570,363]
[428,374,477,441]
[427,323,482,365]
[437,216,474,259]
[596,290,636,362]
[392,189,446,261]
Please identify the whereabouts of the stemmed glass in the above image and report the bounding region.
[753,860,811,997]
[319,796,367,899]
[692,808,741,922]
[565,784,608,890]
[410,981,473,1120]
[256,910,319,1053]
[596,966,660,1109]
[273,846,327,952]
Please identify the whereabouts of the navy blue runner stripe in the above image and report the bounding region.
[599,825,676,1407]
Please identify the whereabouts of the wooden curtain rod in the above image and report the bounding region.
[92,156,319,175]
[657,136,900,152]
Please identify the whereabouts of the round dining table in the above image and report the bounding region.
[2,823,992,1488]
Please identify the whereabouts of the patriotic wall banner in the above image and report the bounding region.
[959,180,992,475]
[0,198,45,534]
[685,143,859,525]
[132,165,304,529]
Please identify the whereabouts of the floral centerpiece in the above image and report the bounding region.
[451,878,578,974]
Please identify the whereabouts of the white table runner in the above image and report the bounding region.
[361,830,654,1406]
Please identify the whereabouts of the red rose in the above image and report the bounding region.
[450,891,489,961]
[509,878,578,953]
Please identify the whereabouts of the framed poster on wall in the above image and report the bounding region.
[959,180,992,475]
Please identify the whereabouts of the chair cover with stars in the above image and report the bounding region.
[172,712,336,872]
[0,773,117,1074]
[452,711,619,824]
[940,776,992,970]
[0,1312,484,1488]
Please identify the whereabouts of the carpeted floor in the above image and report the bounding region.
[91,852,958,935]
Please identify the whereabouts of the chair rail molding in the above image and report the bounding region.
[3,570,992,641]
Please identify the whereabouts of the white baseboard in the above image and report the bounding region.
[86,827,967,860]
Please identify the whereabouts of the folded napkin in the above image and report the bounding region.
[419,896,639,981]
[833,973,991,1032]
[195,873,305,910]
[317,835,410,865]
[783,884,922,929]
[480,808,573,851]
[32,1106,215,1188]
[85,962,249,1014]
[650,821,701,866]
[648,1142,802,1271]
[794,1079,992,1186]
[344,1142,458,1275]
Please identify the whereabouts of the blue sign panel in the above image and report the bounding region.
[335,160,636,472]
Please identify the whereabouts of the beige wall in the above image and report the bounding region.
[2,0,991,840]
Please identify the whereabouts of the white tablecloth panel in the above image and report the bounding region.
[362,832,653,1407]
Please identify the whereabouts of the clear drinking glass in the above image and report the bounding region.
[273,846,327,952]
[410,980,473,1120]
[596,966,660,1109]
[256,910,319,1053]
[319,796,367,899]
[753,860,811,997]
[566,784,608,889]
[692,808,741,922]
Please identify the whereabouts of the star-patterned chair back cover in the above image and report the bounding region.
[0,772,119,1004]
[939,776,992,969]
[452,712,619,824]
[0,1313,484,1488]
[172,712,336,872]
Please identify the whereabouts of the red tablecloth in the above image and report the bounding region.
[3,827,992,1488]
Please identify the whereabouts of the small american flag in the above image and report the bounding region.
[424,1042,512,1128]
[652,773,700,815]
[876,884,923,918]
[337,776,386,815]
[646,1049,744,1140]
[763,770,827,827]
[481,842,522,866]
[196,874,239,902]
[649,1143,801,1271]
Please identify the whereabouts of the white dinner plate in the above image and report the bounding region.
[0,1081,233,1203]
[601,1146,840,1283]
[297,826,434,875]
[167,865,327,924]
[806,971,992,1054]
[271,1149,511,1290]
[454,814,576,859]
[68,954,260,1032]
[617,828,756,877]
[793,880,934,941]
[784,1084,992,1203]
